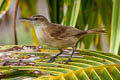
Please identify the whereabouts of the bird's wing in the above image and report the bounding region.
[47,23,85,40]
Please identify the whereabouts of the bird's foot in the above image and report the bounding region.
[64,58,72,64]
[47,57,55,63]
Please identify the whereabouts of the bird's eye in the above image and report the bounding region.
[35,18,38,20]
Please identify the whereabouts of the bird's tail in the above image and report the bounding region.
[85,27,106,34]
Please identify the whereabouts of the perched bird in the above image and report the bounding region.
[20,15,105,63]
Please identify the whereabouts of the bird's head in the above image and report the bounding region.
[19,15,49,25]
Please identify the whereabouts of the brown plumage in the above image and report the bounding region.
[20,15,106,63]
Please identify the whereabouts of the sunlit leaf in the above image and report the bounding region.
[69,0,81,27]
[31,26,39,45]
[0,46,120,79]
[63,0,81,27]
[110,0,120,54]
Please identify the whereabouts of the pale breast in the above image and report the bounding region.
[34,26,44,42]
[34,25,54,45]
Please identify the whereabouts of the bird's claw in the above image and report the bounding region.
[47,57,55,63]
[64,59,72,64]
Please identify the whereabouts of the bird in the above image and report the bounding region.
[20,15,106,63]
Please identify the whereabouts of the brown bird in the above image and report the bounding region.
[20,15,105,63]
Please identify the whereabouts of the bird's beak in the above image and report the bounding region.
[19,18,33,22]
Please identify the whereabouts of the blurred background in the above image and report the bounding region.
[0,0,49,45]
[0,0,120,55]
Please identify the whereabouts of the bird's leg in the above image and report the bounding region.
[47,50,63,63]
[65,49,76,64]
